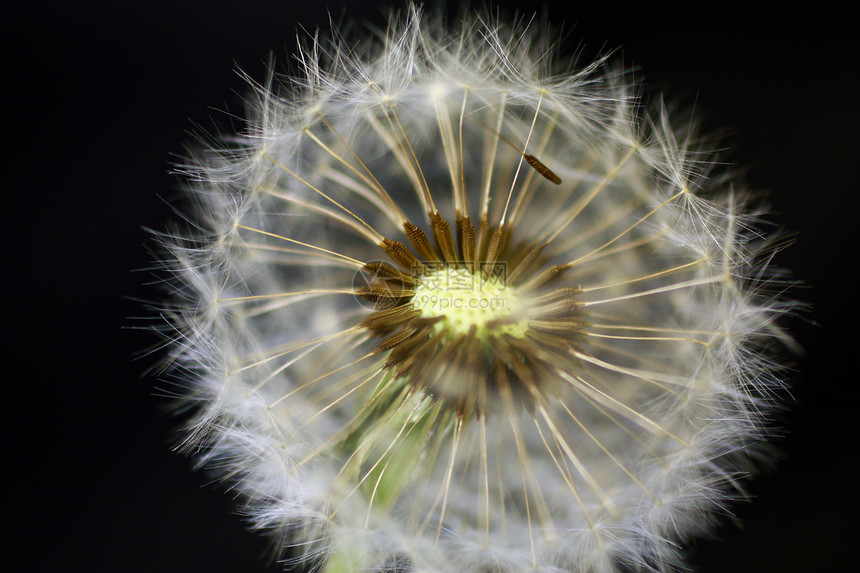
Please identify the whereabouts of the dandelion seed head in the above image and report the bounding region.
[154,4,794,572]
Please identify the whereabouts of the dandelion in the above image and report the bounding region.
[155,5,793,572]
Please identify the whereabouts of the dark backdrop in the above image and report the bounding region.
[8,1,856,571]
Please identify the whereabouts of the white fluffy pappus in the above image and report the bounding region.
[153,5,795,572]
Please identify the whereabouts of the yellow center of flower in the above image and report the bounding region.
[411,267,529,340]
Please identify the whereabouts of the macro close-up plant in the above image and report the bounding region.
[151,4,795,572]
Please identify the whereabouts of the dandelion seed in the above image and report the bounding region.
[467,115,562,185]
[153,5,794,572]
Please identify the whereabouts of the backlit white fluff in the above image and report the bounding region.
[155,5,792,572]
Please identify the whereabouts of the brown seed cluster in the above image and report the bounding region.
[356,213,584,417]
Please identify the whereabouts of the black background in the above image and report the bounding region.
[9,1,857,571]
